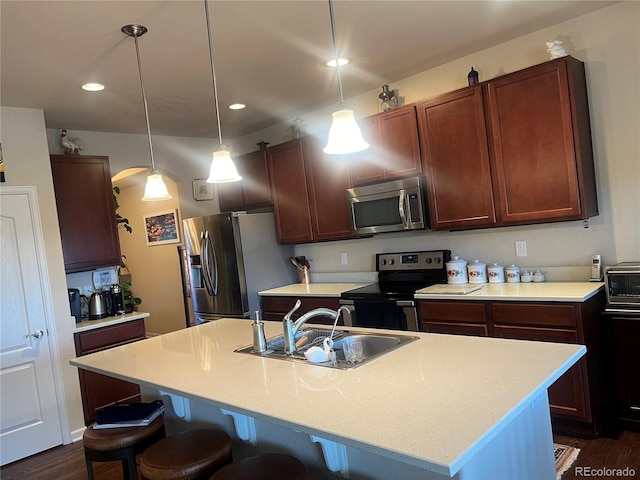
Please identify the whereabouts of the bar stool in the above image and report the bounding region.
[209,454,309,480]
[140,428,233,480]
[82,415,166,480]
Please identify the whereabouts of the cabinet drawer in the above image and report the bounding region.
[421,321,489,337]
[491,302,577,328]
[75,319,146,355]
[261,296,340,314]
[418,301,487,324]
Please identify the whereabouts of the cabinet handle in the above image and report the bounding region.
[25,330,44,339]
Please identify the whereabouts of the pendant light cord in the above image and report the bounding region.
[132,31,156,171]
[204,0,224,146]
[328,0,345,105]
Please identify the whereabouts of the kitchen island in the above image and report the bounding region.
[71,319,584,479]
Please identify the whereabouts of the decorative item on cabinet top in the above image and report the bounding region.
[378,84,398,111]
[192,178,214,201]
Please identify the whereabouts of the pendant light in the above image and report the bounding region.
[204,0,242,183]
[122,24,172,201]
[323,0,369,155]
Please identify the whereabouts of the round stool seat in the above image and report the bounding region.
[210,454,308,480]
[140,428,232,480]
[83,415,166,480]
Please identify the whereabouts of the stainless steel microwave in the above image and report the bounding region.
[347,176,429,235]
[604,262,640,310]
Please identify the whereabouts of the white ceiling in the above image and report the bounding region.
[1,1,616,140]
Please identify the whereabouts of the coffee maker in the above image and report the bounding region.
[109,284,126,315]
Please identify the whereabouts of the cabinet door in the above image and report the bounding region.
[241,150,272,207]
[50,155,121,273]
[486,58,593,224]
[267,140,314,244]
[217,180,244,212]
[303,136,355,241]
[348,116,384,186]
[380,105,422,179]
[609,317,640,426]
[493,324,590,421]
[418,87,496,230]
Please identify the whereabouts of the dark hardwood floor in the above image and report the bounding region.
[2,431,639,479]
[554,431,640,480]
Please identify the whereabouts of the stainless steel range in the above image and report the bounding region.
[340,250,451,331]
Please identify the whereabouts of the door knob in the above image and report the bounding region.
[25,330,44,339]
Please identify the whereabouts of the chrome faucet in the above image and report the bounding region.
[283,300,349,355]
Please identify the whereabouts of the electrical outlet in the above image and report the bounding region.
[340,252,348,265]
[515,241,527,257]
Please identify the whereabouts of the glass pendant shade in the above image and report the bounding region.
[206,147,242,183]
[142,170,172,201]
[323,108,369,154]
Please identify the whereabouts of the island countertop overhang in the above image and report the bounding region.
[70,318,584,476]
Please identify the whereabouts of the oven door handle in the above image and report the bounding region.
[396,300,415,307]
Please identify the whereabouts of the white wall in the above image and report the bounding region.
[0,107,84,440]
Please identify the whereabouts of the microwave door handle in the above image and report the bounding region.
[398,189,409,229]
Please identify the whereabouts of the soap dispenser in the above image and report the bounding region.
[252,310,268,353]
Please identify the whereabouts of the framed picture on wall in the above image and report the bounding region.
[192,178,214,201]
[144,209,180,246]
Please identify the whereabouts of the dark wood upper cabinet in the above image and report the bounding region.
[50,155,121,273]
[349,105,421,186]
[303,136,356,242]
[418,87,497,230]
[267,140,314,244]
[347,115,384,185]
[486,57,598,224]
[218,150,271,212]
[379,105,422,179]
[418,56,597,230]
[241,150,271,207]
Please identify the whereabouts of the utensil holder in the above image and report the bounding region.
[298,268,311,284]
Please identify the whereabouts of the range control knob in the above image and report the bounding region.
[388,259,395,265]
[425,257,432,264]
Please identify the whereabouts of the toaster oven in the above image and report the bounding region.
[604,262,640,311]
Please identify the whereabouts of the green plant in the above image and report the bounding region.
[113,186,132,233]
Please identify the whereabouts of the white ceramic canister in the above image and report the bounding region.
[487,263,505,283]
[446,256,468,284]
[520,270,533,283]
[467,260,487,284]
[506,265,521,283]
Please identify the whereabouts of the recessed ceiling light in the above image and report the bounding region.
[229,103,246,110]
[82,83,105,91]
[326,58,350,67]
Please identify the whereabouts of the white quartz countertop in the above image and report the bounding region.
[70,318,584,476]
[415,282,604,302]
[258,283,371,297]
[73,312,150,333]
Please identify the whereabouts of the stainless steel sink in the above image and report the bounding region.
[235,327,419,369]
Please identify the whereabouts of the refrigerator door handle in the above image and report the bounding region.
[205,231,219,296]
[201,232,214,296]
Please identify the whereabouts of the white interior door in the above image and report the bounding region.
[1,187,63,465]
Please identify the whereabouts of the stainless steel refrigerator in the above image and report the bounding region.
[178,212,296,326]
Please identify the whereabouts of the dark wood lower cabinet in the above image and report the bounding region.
[74,319,146,425]
[603,314,640,432]
[418,291,607,437]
